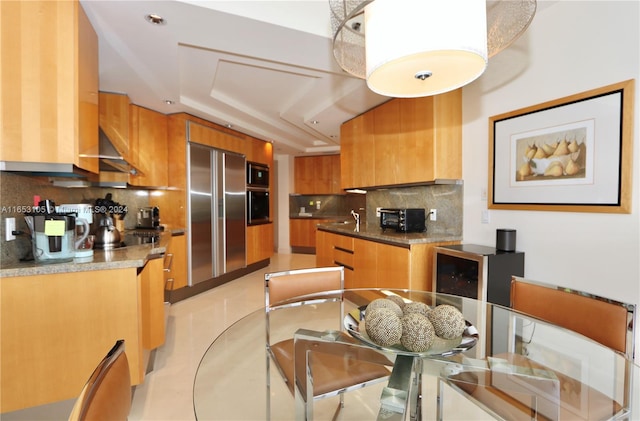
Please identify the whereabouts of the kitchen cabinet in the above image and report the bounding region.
[294,155,341,194]
[290,218,333,252]
[316,229,458,290]
[247,223,274,264]
[0,0,98,173]
[0,268,144,412]
[140,257,166,350]
[165,234,188,290]
[129,105,169,187]
[246,137,273,166]
[340,90,462,189]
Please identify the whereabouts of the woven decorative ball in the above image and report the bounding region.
[385,294,406,310]
[366,298,403,317]
[427,305,466,339]
[400,313,435,352]
[364,307,402,347]
[402,301,431,318]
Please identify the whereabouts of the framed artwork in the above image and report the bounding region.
[489,79,634,213]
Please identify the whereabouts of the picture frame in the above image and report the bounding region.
[489,79,634,213]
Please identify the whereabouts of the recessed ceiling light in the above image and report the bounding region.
[225,124,233,128]
[310,120,320,125]
[163,99,174,105]
[145,14,166,25]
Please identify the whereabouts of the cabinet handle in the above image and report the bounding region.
[163,253,174,272]
[334,246,354,254]
[334,261,354,271]
[165,278,174,290]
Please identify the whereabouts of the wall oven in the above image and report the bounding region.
[247,189,270,225]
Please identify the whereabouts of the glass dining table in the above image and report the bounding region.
[193,289,639,420]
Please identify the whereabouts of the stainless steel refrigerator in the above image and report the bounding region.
[188,142,246,285]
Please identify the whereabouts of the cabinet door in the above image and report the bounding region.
[374,100,401,186]
[293,156,315,194]
[0,1,98,173]
[340,119,355,189]
[140,257,165,350]
[376,243,411,289]
[352,111,376,188]
[247,223,274,264]
[399,97,434,183]
[353,238,377,289]
[315,230,332,267]
[129,106,168,187]
[165,234,188,290]
[330,154,342,193]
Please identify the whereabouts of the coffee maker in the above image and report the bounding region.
[25,200,88,263]
[58,204,94,257]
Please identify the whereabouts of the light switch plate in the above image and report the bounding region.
[5,217,16,241]
[481,210,490,224]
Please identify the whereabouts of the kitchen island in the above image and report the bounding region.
[0,228,182,413]
[316,221,461,291]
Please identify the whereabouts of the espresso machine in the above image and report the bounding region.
[25,200,88,263]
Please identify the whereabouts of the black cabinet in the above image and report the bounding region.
[433,244,525,307]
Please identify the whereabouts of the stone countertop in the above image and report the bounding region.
[0,228,185,278]
[289,214,349,220]
[317,221,462,247]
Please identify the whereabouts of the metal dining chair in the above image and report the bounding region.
[68,339,132,421]
[438,276,636,420]
[265,266,391,419]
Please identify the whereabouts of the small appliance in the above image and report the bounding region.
[58,204,94,257]
[24,200,89,263]
[379,208,426,233]
[137,207,160,229]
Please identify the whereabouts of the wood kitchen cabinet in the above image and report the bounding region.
[340,90,462,189]
[164,234,188,290]
[129,105,169,187]
[247,223,274,264]
[294,155,341,194]
[0,268,145,412]
[140,257,166,350]
[290,218,333,252]
[316,229,459,290]
[0,0,98,173]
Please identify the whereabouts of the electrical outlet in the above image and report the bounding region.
[430,209,437,221]
[376,207,382,217]
[5,217,16,241]
[316,201,321,210]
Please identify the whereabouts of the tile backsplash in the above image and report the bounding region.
[0,172,150,266]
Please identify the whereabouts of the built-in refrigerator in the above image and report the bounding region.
[188,142,246,285]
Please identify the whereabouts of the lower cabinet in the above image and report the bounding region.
[164,234,188,290]
[0,268,145,412]
[247,223,274,264]
[290,218,333,252]
[316,229,458,291]
[140,257,166,350]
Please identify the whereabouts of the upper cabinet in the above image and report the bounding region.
[0,0,99,173]
[340,90,462,189]
[129,105,168,187]
[294,155,341,194]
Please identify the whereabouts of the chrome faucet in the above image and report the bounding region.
[350,210,360,232]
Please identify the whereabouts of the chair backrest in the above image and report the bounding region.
[510,276,636,358]
[68,339,131,421]
[265,266,344,307]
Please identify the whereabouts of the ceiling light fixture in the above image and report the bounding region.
[329,0,536,98]
[310,120,320,125]
[163,99,174,105]
[145,13,166,25]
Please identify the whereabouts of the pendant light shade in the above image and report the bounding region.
[329,0,536,97]
[365,0,487,97]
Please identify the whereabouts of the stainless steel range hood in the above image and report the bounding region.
[1,129,139,175]
[84,128,141,175]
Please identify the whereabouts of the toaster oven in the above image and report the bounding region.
[379,208,426,233]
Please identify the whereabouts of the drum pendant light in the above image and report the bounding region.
[329,0,537,98]
[365,0,487,97]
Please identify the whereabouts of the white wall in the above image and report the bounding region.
[462,1,640,357]
[275,153,293,253]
